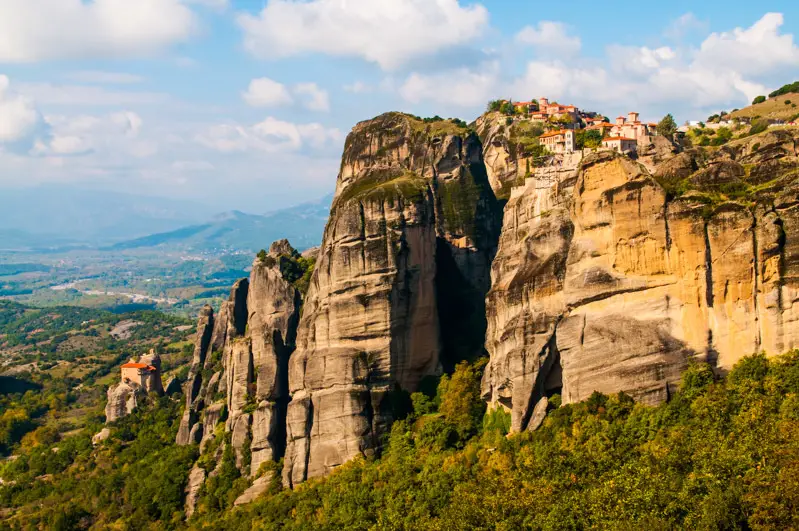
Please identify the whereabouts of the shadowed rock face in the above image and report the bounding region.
[483,129,799,432]
[179,243,302,488]
[282,113,501,486]
[176,305,215,445]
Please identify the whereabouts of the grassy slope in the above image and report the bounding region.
[730,93,799,121]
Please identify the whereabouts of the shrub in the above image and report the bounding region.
[750,118,770,135]
[752,95,767,105]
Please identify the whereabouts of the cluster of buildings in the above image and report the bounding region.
[514,97,579,123]
[501,98,656,156]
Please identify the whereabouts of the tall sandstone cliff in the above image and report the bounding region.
[176,113,799,506]
[177,241,301,480]
[282,113,500,485]
[482,129,799,431]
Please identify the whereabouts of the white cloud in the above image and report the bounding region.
[237,0,488,70]
[508,13,798,117]
[0,75,42,144]
[19,83,169,106]
[67,71,145,84]
[243,79,330,111]
[400,63,499,107]
[344,81,372,94]
[515,21,581,57]
[110,111,144,137]
[294,83,330,112]
[695,12,799,76]
[242,77,294,108]
[32,111,147,157]
[606,45,677,76]
[196,117,343,153]
[0,0,196,62]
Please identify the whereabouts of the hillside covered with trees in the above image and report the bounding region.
[2,351,799,530]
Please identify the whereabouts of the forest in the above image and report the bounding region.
[2,351,799,530]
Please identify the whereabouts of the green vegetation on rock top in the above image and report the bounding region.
[336,169,428,206]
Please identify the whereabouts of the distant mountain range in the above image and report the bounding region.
[0,186,209,250]
[107,194,332,252]
[0,186,332,253]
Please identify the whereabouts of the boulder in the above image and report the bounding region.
[234,474,273,506]
[104,381,140,423]
[526,397,549,432]
[92,428,111,446]
[269,239,299,257]
[184,464,206,519]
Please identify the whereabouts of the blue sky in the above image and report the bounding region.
[0,0,798,213]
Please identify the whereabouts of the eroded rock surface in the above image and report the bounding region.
[105,382,143,423]
[484,130,799,431]
[282,113,501,485]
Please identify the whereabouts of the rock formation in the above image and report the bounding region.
[177,240,303,515]
[104,381,141,423]
[184,465,206,518]
[174,111,799,508]
[282,113,501,485]
[483,129,799,432]
[176,305,215,445]
[104,349,164,423]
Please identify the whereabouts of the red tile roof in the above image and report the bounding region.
[122,362,156,371]
[540,129,570,139]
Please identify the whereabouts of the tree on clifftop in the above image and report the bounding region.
[656,114,678,138]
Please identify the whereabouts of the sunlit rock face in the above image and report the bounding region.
[282,113,501,485]
[483,129,799,432]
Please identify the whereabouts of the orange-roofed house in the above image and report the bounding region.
[602,136,637,154]
[540,129,576,154]
[586,122,615,135]
[120,349,163,393]
[121,361,157,386]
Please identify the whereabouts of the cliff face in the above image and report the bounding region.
[483,129,799,431]
[172,112,799,506]
[177,243,301,487]
[282,113,500,485]
[176,305,215,445]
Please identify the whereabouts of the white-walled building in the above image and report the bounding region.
[602,136,637,154]
[540,129,576,153]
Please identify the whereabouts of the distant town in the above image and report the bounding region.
[490,93,797,157]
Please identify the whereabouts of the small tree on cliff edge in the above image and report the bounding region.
[752,95,767,105]
[656,114,678,138]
